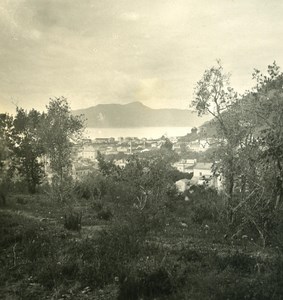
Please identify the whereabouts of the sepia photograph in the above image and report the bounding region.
[1,0,283,299]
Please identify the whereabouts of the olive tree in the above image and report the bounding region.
[192,62,242,216]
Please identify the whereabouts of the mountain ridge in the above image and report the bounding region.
[72,102,210,128]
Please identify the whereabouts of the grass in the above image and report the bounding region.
[1,192,283,299]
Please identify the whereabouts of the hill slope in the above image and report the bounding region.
[72,102,209,127]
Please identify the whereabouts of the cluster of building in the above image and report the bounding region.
[173,137,216,153]
[75,136,217,161]
[69,135,222,192]
[70,136,158,179]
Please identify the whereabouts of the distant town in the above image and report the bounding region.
[41,127,222,192]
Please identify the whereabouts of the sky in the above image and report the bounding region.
[1,0,283,114]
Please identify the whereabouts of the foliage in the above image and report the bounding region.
[12,108,46,193]
[2,191,283,299]
[96,150,121,178]
[160,137,173,151]
[47,174,76,202]
[117,267,174,300]
[0,113,15,202]
[192,61,283,247]
[120,154,177,210]
[64,211,82,231]
[0,113,14,174]
[97,206,113,221]
[42,97,84,183]
[192,61,240,204]
[75,170,108,201]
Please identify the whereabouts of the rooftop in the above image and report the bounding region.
[194,162,213,170]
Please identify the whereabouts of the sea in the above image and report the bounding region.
[84,127,192,140]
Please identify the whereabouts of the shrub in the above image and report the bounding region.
[67,217,150,288]
[97,207,113,221]
[118,267,174,300]
[214,251,256,273]
[64,212,82,231]
[16,196,28,205]
[0,190,6,206]
[92,200,103,211]
[48,176,76,202]
[191,204,217,224]
[0,181,9,206]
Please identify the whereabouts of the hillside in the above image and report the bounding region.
[198,118,217,136]
[72,102,210,128]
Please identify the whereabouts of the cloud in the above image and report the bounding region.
[1,0,283,115]
[120,12,140,21]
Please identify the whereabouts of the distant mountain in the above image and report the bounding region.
[72,102,210,128]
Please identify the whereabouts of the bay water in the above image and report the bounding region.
[84,127,192,140]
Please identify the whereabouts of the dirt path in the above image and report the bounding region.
[0,207,56,223]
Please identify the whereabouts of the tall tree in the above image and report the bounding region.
[12,108,45,193]
[193,61,283,246]
[0,113,13,174]
[192,61,240,212]
[0,113,14,203]
[42,97,84,184]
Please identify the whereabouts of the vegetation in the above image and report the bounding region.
[1,63,283,299]
[12,108,46,193]
[42,97,84,183]
[0,97,84,200]
[192,61,283,248]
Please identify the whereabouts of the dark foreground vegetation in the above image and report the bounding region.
[1,186,283,300]
[1,63,283,299]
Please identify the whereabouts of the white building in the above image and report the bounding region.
[193,162,213,178]
[191,162,222,189]
[173,159,196,173]
[79,145,97,161]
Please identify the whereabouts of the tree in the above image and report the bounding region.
[191,127,198,135]
[192,61,241,213]
[12,108,45,193]
[121,154,176,210]
[192,61,283,247]
[0,113,14,204]
[97,150,121,179]
[76,170,108,201]
[160,138,173,151]
[249,62,283,209]
[42,97,84,183]
[0,114,13,175]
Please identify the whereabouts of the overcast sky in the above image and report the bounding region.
[1,0,283,114]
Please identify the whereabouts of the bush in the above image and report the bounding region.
[0,180,9,206]
[92,200,103,211]
[191,204,217,224]
[186,185,224,225]
[0,190,6,206]
[64,212,82,231]
[92,200,113,221]
[97,207,113,221]
[48,176,76,202]
[65,215,150,288]
[118,267,174,300]
[16,196,28,205]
